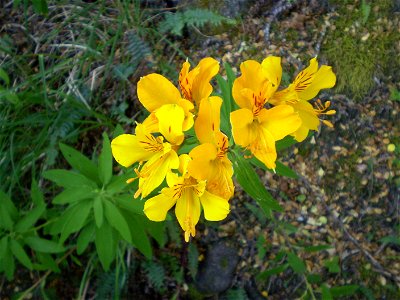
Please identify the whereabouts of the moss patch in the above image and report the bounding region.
[322,0,400,99]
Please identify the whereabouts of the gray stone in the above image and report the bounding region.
[194,240,239,295]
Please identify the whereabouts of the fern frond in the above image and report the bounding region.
[125,31,151,65]
[158,8,234,37]
[142,260,166,292]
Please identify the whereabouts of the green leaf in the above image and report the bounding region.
[380,235,400,246]
[244,203,267,225]
[15,204,46,232]
[330,285,359,298]
[30,180,45,207]
[115,193,145,215]
[93,197,104,228]
[106,171,135,194]
[122,212,152,258]
[324,256,340,273]
[0,236,8,259]
[231,150,282,213]
[10,240,33,269]
[257,264,288,280]
[145,219,166,247]
[59,143,99,183]
[303,244,333,253]
[43,170,97,189]
[24,237,65,253]
[3,247,15,280]
[0,190,18,229]
[216,75,232,135]
[36,253,60,273]
[321,284,333,300]
[60,201,92,243]
[32,0,48,14]
[0,68,10,85]
[287,252,306,274]
[52,186,95,205]
[276,136,297,151]
[77,223,95,255]
[99,133,112,185]
[103,200,131,243]
[249,156,298,179]
[95,222,116,271]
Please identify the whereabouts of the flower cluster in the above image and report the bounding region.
[111,56,336,242]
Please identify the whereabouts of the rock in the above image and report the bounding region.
[194,241,239,295]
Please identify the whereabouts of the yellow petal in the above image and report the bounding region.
[206,156,234,200]
[298,65,336,100]
[230,108,258,147]
[136,150,179,198]
[250,127,277,170]
[137,74,181,112]
[178,154,192,176]
[270,88,298,105]
[144,193,176,221]
[293,57,319,93]
[261,56,282,89]
[257,106,301,141]
[142,113,159,133]
[111,134,152,167]
[195,96,222,144]
[188,143,218,180]
[291,100,320,142]
[175,189,201,242]
[155,104,185,145]
[200,191,230,221]
[191,57,220,106]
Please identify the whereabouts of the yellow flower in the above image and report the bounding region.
[144,155,230,242]
[137,57,219,145]
[230,58,301,170]
[137,74,194,145]
[270,57,337,142]
[188,96,234,200]
[179,57,220,107]
[111,123,179,199]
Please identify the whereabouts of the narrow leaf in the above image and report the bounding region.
[52,186,95,205]
[122,212,152,258]
[93,197,104,228]
[43,170,97,189]
[257,264,288,281]
[77,223,95,255]
[0,67,10,85]
[98,133,112,185]
[0,236,8,259]
[231,151,282,213]
[59,143,99,183]
[31,180,45,207]
[24,236,65,253]
[3,247,15,280]
[15,204,46,232]
[104,200,131,243]
[303,244,333,253]
[330,285,359,297]
[60,201,92,243]
[10,240,33,269]
[95,222,116,270]
[287,252,306,274]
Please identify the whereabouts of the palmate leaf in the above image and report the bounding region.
[43,170,97,189]
[231,150,282,214]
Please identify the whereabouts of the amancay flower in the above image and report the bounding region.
[137,57,219,145]
[270,57,336,142]
[230,57,301,170]
[188,96,234,200]
[144,155,230,242]
[111,123,179,199]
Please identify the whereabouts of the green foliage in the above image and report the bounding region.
[45,136,157,270]
[188,242,199,278]
[158,8,235,37]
